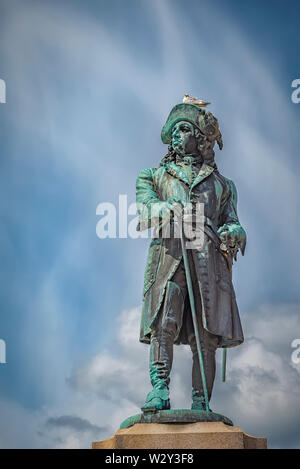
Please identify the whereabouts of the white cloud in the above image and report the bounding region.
[0,302,299,448]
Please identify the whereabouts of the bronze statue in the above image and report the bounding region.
[136,98,246,415]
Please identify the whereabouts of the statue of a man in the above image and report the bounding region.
[136,101,246,413]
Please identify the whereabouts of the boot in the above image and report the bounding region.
[191,388,212,412]
[141,360,171,412]
[142,386,170,412]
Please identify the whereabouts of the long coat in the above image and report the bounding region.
[136,161,245,348]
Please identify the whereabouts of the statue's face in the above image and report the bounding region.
[171,120,198,157]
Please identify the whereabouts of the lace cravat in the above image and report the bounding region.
[175,155,203,184]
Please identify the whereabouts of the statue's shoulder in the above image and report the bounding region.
[136,166,164,181]
[214,169,237,195]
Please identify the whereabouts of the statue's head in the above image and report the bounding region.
[161,103,223,164]
[171,120,198,157]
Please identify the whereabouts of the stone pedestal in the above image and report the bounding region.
[92,422,267,449]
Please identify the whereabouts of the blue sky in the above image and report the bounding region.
[0,0,300,448]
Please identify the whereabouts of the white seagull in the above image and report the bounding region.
[183,94,210,107]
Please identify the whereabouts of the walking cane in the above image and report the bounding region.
[179,224,210,412]
[219,240,235,383]
[220,242,235,383]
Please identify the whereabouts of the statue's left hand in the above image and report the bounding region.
[217,223,246,257]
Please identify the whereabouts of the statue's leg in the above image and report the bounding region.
[189,324,219,411]
[184,253,219,411]
[142,263,187,412]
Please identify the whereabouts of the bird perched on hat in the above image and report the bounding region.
[183,94,210,107]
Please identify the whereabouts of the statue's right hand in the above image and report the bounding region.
[166,197,184,221]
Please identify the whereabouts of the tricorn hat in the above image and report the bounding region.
[161,103,223,149]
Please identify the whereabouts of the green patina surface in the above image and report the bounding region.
[120,409,233,429]
[134,100,246,418]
